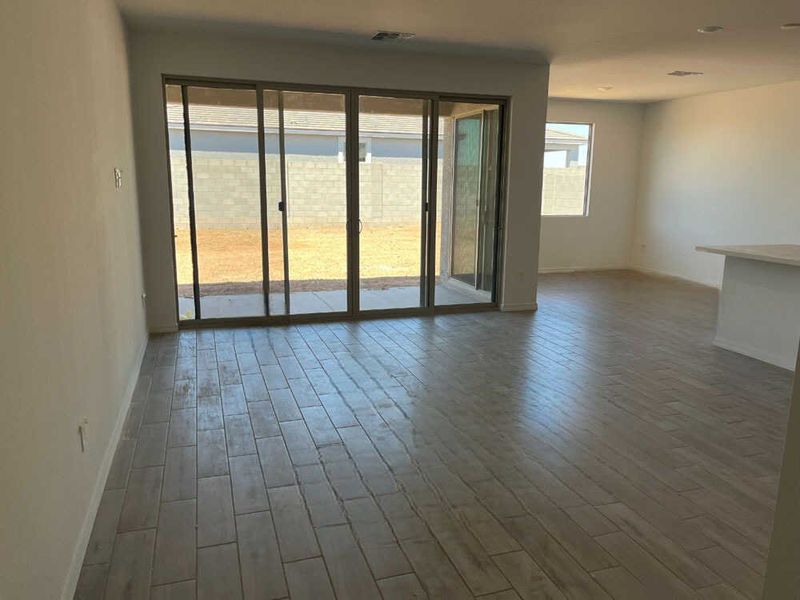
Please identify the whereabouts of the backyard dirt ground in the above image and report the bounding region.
[175,225,443,293]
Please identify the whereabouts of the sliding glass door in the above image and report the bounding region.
[435,101,503,306]
[450,114,482,287]
[261,89,286,315]
[188,87,266,318]
[165,79,506,323]
[357,95,432,311]
[166,84,266,320]
[165,85,196,320]
[280,91,349,315]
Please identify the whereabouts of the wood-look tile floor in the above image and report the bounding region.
[75,271,794,599]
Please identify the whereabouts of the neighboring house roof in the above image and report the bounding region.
[167,103,589,148]
[545,128,589,148]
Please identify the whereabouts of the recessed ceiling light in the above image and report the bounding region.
[597,86,613,92]
[371,31,416,41]
[780,23,800,30]
[668,70,704,77]
[697,25,724,33]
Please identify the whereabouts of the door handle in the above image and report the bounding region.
[346,220,363,234]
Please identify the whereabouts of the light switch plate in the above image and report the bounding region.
[114,167,123,190]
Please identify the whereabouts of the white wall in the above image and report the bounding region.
[128,27,550,330]
[0,0,147,598]
[633,80,800,287]
[539,99,644,272]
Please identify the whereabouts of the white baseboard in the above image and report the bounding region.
[538,265,627,274]
[149,324,178,334]
[501,301,538,312]
[61,337,148,600]
[631,265,720,290]
[713,336,796,372]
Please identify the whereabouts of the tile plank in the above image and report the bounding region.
[152,499,196,585]
[268,485,319,562]
[236,512,287,600]
[197,543,243,600]
[229,454,269,515]
[105,529,156,600]
[197,475,236,547]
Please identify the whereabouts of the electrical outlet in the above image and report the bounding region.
[114,167,123,190]
[78,418,89,452]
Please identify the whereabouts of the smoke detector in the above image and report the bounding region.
[372,31,416,41]
[780,23,800,30]
[667,70,704,77]
[697,25,724,33]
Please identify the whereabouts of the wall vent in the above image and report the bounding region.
[372,31,416,41]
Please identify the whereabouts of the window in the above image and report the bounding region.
[338,137,371,163]
[541,122,593,216]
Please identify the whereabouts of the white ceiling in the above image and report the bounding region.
[118,0,800,102]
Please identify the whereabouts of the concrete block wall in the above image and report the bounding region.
[541,166,587,215]
[170,150,442,228]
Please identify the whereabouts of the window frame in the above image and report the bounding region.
[541,120,594,218]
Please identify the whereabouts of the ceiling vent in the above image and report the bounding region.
[371,31,416,42]
[667,70,704,77]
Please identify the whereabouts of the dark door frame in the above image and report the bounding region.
[161,74,510,329]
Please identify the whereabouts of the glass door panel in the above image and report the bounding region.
[261,89,287,315]
[165,85,196,320]
[358,95,431,310]
[281,91,349,315]
[186,86,266,318]
[451,114,481,286]
[435,101,502,306]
